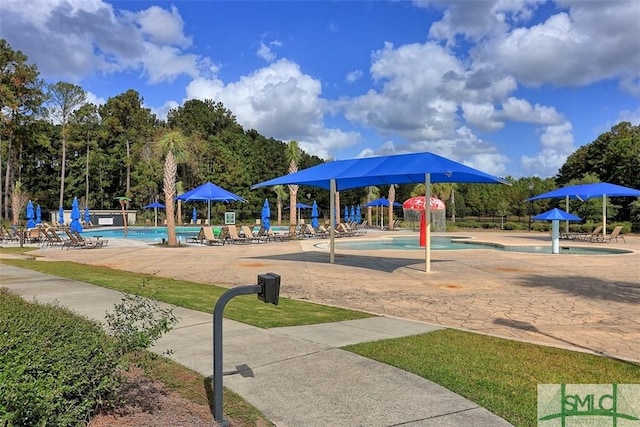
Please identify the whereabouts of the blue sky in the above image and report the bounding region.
[2,0,639,178]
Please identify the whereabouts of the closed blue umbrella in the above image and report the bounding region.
[36,204,42,225]
[70,197,83,232]
[84,206,91,224]
[26,200,35,228]
[311,200,319,229]
[343,206,349,223]
[350,205,356,222]
[261,199,271,231]
[192,207,197,225]
[355,205,361,223]
[58,206,64,226]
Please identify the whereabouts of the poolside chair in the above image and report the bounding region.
[225,225,249,244]
[26,228,42,243]
[63,229,102,249]
[282,224,300,240]
[71,230,108,247]
[41,228,69,248]
[241,225,267,243]
[188,227,206,244]
[201,226,224,246]
[592,226,625,244]
[582,225,604,242]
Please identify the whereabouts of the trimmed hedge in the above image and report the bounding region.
[0,288,122,426]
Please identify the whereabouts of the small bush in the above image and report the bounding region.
[502,222,524,230]
[0,288,122,426]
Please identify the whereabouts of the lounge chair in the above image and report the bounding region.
[63,229,102,249]
[225,225,250,244]
[71,230,108,247]
[241,225,268,243]
[26,228,42,243]
[282,224,300,240]
[202,226,225,246]
[188,227,206,244]
[581,225,604,242]
[41,228,69,248]
[592,226,626,243]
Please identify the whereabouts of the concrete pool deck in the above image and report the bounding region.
[2,229,639,362]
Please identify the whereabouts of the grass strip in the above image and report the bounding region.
[1,258,371,328]
[344,329,640,427]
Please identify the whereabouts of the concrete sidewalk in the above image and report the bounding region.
[1,264,512,427]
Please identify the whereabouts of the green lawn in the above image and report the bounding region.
[0,257,372,328]
[345,330,640,427]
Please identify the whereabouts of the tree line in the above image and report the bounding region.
[1,39,639,228]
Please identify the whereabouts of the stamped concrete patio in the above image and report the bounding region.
[12,229,640,362]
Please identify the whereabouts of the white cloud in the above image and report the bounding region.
[185,59,357,158]
[499,97,564,124]
[85,91,106,106]
[345,70,363,84]
[521,121,575,176]
[0,0,203,83]
[473,1,640,92]
[135,5,191,48]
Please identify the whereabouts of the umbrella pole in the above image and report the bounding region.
[425,173,431,273]
[602,194,607,236]
[155,207,158,227]
[330,179,336,264]
[565,196,569,234]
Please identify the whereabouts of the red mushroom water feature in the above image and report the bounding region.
[402,196,445,246]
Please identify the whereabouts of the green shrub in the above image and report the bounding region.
[0,288,122,426]
[502,222,524,230]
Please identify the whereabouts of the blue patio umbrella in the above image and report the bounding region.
[143,201,165,227]
[533,208,582,254]
[311,200,319,229]
[343,206,349,223]
[58,206,64,226]
[350,205,356,222]
[192,207,197,225]
[284,202,312,224]
[261,199,271,230]
[84,206,91,224]
[36,204,42,225]
[355,205,361,223]
[176,181,246,225]
[529,182,640,236]
[26,200,35,228]
[364,198,401,229]
[70,197,83,232]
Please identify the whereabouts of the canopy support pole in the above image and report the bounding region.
[565,196,569,234]
[425,173,431,273]
[602,194,607,236]
[330,179,336,264]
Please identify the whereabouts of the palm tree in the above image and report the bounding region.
[387,184,396,230]
[273,185,288,225]
[285,141,302,225]
[365,186,379,227]
[158,130,187,246]
[176,181,184,226]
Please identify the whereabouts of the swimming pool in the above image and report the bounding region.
[83,226,290,243]
[331,236,631,255]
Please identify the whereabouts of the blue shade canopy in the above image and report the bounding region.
[533,208,581,221]
[285,202,312,209]
[365,197,402,207]
[528,182,640,201]
[252,152,509,191]
[70,197,83,232]
[176,181,246,202]
[143,201,165,209]
[26,200,35,228]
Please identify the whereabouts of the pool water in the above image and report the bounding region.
[83,226,289,243]
[333,236,630,255]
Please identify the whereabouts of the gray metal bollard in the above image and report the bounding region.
[212,273,280,426]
